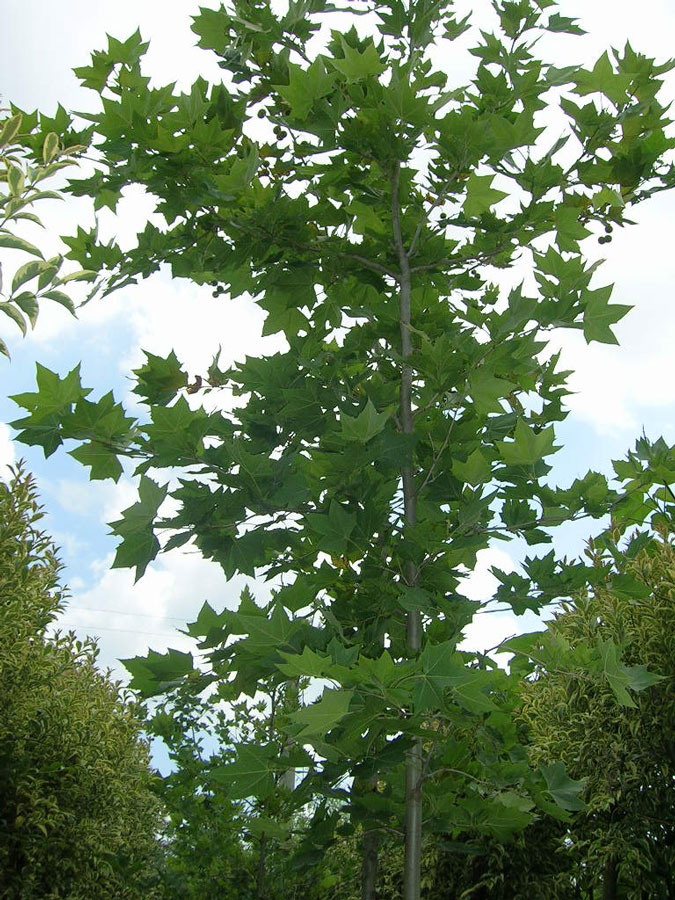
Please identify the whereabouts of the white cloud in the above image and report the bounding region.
[456,547,515,603]
[50,475,139,525]
[549,194,675,436]
[54,546,269,678]
[120,273,284,379]
[49,528,88,561]
[457,548,551,661]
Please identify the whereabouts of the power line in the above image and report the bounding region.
[54,621,182,638]
[63,604,190,622]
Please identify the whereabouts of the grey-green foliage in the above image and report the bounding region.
[521,529,675,898]
[0,107,97,359]
[0,465,162,899]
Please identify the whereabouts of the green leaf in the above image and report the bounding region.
[0,232,45,258]
[42,132,59,164]
[132,349,188,406]
[0,302,27,335]
[290,689,353,739]
[582,285,630,345]
[540,761,586,811]
[574,51,631,105]
[593,186,624,210]
[184,599,228,643]
[469,369,516,415]
[596,635,663,707]
[110,476,168,581]
[356,649,401,689]
[41,289,77,316]
[622,664,666,693]
[276,58,336,119]
[10,364,89,456]
[463,174,508,217]
[497,419,559,467]
[414,640,473,711]
[328,637,360,668]
[37,256,62,291]
[397,585,435,613]
[483,794,535,840]
[547,13,585,35]
[332,38,386,82]
[57,269,98,284]
[453,449,492,485]
[277,646,331,679]
[555,206,591,252]
[305,500,357,556]
[340,399,393,443]
[121,647,194,697]
[211,744,275,800]
[7,165,24,197]
[69,441,124,481]
[11,259,50,295]
[237,604,295,651]
[0,113,22,147]
[244,816,291,841]
[452,677,498,714]
[12,292,39,327]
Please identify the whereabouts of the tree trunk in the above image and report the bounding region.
[602,856,618,900]
[392,162,422,900]
[279,679,299,791]
[361,823,380,900]
[257,832,267,900]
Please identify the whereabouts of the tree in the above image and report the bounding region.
[0,107,96,358]
[519,525,675,899]
[8,2,675,898]
[0,465,162,899]
[140,656,307,900]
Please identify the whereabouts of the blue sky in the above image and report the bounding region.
[1,0,675,683]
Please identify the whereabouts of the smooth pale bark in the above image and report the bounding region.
[361,818,379,900]
[392,162,423,900]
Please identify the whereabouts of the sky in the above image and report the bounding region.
[1,0,675,688]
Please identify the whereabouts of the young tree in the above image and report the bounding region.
[135,649,306,900]
[0,466,162,899]
[8,2,675,897]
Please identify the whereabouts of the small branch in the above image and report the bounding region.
[333,248,400,280]
[418,742,436,787]
[414,338,496,498]
[407,175,459,258]
[414,408,461,498]
[232,218,399,280]
[409,242,515,275]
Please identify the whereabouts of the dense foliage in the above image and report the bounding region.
[521,529,675,898]
[4,1,675,897]
[144,519,675,900]
[0,467,162,899]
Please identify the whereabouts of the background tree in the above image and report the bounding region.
[8,2,675,898]
[0,465,163,900]
[518,524,675,900]
[145,679,256,899]
[0,108,95,358]
[142,664,308,899]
